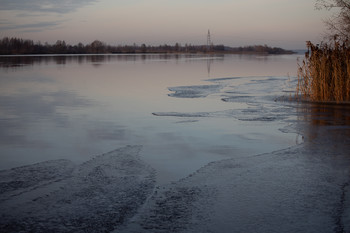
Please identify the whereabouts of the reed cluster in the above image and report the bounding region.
[297,40,350,102]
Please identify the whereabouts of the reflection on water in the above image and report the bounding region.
[297,102,350,161]
[299,103,350,126]
[0,54,226,70]
[0,90,94,145]
[2,53,349,183]
[0,53,290,71]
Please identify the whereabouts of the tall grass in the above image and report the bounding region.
[297,40,350,102]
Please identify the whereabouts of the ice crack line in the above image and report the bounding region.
[334,182,349,233]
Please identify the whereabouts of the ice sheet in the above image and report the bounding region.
[0,146,155,233]
[122,144,350,233]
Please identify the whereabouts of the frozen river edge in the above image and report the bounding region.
[1,144,349,233]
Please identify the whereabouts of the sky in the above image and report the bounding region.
[0,0,334,49]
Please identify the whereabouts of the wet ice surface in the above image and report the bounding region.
[124,144,350,233]
[0,146,155,233]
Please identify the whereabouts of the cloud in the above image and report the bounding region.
[0,0,98,14]
[0,21,64,31]
[15,12,49,17]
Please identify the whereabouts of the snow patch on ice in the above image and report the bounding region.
[0,159,75,199]
[221,95,255,103]
[168,84,223,98]
[120,181,217,233]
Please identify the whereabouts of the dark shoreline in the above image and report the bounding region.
[0,37,296,55]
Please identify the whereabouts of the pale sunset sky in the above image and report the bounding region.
[0,0,333,49]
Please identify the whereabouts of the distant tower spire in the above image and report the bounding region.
[207,30,211,51]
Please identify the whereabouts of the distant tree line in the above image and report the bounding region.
[226,45,295,54]
[0,37,295,55]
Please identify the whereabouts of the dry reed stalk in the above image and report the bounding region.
[297,40,350,103]
[347,50,350,99]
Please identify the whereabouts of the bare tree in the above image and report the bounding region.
[316,0,350,43]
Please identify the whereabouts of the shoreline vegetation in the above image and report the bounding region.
[0,37,295,55]
[297,40,350,103]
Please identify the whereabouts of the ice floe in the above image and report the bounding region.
[157,76,298,123]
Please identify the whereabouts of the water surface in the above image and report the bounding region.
[0,54,307,183]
